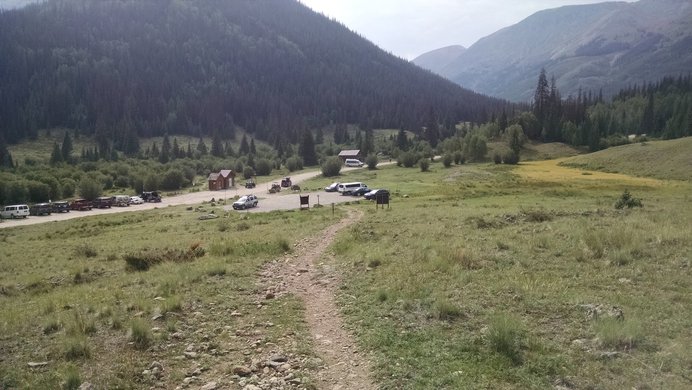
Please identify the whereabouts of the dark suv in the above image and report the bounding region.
[70,199,92,211]
[30,203,53,216]
[92,196,113,208]
[52,201,70,213]
[141,191,162,203]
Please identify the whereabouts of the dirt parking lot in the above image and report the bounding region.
[0,166,378,229]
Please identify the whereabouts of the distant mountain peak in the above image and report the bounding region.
[415,0,692,101]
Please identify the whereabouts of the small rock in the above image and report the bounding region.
[231,311,242,317]
[150,361,163,370]
[278,363,291,372]
[265,292,275,300]
[154,296,165,301]
[27,361,48,368]
[171,332,184,339]
[243,385,261,390]
[599,351,620,360]
[78,383,95,390]
[233,366,252,377]
[269,354,287,363]
[201,382,218,390]
[183,352,198,359]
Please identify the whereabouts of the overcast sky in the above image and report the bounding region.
[299,0,636,60]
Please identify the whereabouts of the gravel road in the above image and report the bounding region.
[0,166,373,229]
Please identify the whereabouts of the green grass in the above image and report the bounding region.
[326,159,692,389]
[0,203,344,388]
[561,136,692,181]
[1,156,691,389]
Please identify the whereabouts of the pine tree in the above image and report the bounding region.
[640,93,655,135]
[298,129,318,166]
[196,137,208,155]
[61,131,73,163]
[396,128,409,151]
[239,134,250,155]
[172,138,181,159]
[2,145,15,168]
[315,128,324,144]
[532,68,550,140]
[250,138,256,155]
[50,142,63,165]
[159,134,171,163]
[210,132,224,157]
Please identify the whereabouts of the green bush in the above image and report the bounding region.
[243,166,255,179]
[77,177,102,201]
[160,169,184,190]
[419,158,430,172]
[143,174,160,192]
[594,318,643,350]
[124,244,206,271]
[442,154,453,168]
[502,151,520,165]
[365,154,378,170]
[615,190,643,209]
[285,156,303,172]
[398,151,418,168]
[321,156,342,177]
[255,158,272,176]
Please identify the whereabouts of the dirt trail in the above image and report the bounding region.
[260,209,376,390]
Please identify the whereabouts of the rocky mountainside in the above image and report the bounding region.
[413,0,692,102]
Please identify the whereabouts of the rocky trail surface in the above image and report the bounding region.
[258,208,376,390]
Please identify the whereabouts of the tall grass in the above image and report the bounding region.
[487,314,525,365]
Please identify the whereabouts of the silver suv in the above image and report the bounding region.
[232,194,258,210]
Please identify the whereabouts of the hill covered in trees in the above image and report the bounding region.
[0,0,507,153]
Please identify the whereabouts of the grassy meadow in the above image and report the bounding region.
[0,204,345,389]
[1,144,691,389]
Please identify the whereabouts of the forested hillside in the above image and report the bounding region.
[0,0,506,151]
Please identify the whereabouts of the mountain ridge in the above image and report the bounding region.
[413,0,692,101]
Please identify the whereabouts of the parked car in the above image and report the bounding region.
[112,195,130,207]
[350,186,370,196]
[1,204,30,219]
[338,182,366,195]
[129,196,144,205]
[364,189,390,200]
[30,203,53,216]
[245,179,256,189]
[281,177,292,187]
[345,158,364,167]
[141,191,162,203]
[269,183,281,193]
[324,182,339,192]
[232,194,259,210]
[70,199,92,211]
[92,196,113,209]
[51,201,70,213]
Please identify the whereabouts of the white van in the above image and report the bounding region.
[345,158,364,167]
[337,182,366,195]
[1,204,30,219]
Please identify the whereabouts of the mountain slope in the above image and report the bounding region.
[0,0,506,146]
[411,45,466,75]
[421,0,692,101]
